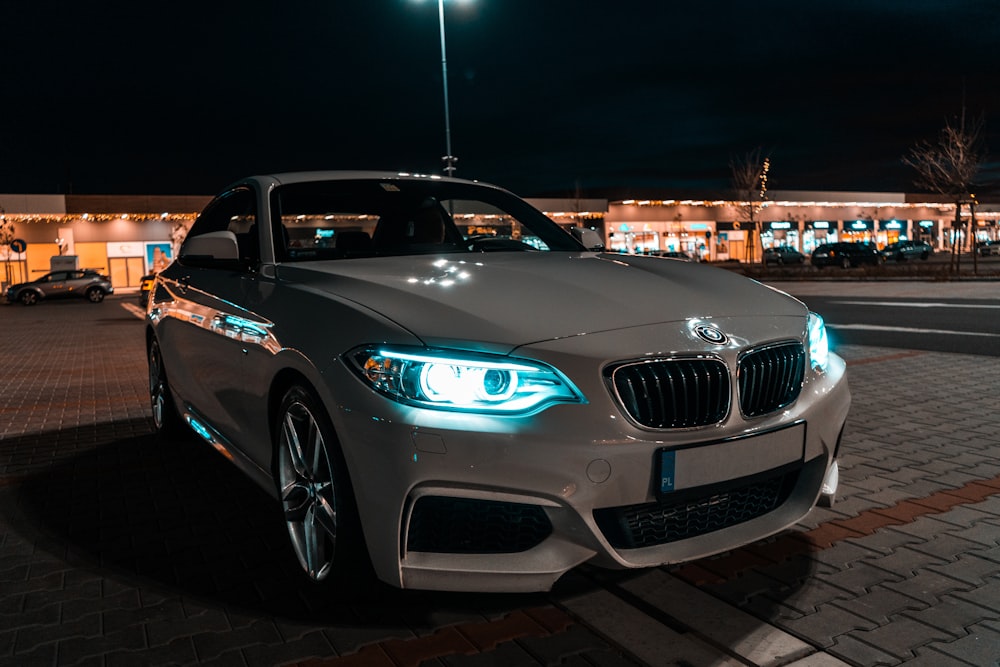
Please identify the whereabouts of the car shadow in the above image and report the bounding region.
[9,420,550,624]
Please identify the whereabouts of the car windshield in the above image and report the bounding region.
[271,179,584,261]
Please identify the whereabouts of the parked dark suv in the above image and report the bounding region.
[879,240,933,261]
[811,242,883,268]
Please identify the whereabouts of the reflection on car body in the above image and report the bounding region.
[145,171,850,592]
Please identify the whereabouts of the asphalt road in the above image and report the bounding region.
[769,281,1000,358]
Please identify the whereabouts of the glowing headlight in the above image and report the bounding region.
[349,346,585,414]
[807,312,830,372]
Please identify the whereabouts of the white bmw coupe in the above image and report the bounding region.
[146,171,850,592]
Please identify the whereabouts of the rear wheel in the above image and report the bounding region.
[840,256,851,269]
[274,385,368,586]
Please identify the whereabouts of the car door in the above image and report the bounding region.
[153,186,264,448]
[64,270,92,296]
[39,272,69,298]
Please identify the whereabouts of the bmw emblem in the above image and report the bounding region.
[695,325,729,345]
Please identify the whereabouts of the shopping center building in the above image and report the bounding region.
[1,189,997,291]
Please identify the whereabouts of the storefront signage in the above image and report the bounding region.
[883,220,903,229]
[770,222,792,229]
[919,220,935,228]
[107,242,144,258]
[850,220,871,230]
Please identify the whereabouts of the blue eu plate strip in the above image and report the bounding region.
[660,450,676,493]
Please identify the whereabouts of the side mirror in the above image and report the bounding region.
[179,231,240,268]
[570,227,606,251]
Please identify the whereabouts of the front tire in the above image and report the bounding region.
[840,256,851,269]
[149,338,186,437]
[87,287,105,303]
[19,290,38,306]
[275,385,367,586]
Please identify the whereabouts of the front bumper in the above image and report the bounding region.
[324,344,851,592]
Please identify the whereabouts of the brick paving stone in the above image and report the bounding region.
[825,634,903,667]
[193,621,284,662]
[439,640,541,667]
[830,585,926,625]
[0,641,57,667]
[953,577,1000,613]
[105,637,200,667]
[243,631,334,667]
[865,544,951,577]
[924,622,1000,666]
[781,603,879,648]
[902,595,1000,638]
[505,625,621,666]
[57,625,148,666]
[763,578,856,616]
[844,616,953,661]
[906,533,989,561]
[815,562,904,597]
[843,528,923,556]
[881,569,974,606]
[905,647,980,667]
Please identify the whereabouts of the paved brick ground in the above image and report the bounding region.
[2,287,1000,666]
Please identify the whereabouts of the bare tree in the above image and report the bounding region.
[903,112,986,273]
[0,209,14,288]
[730,149,770,263]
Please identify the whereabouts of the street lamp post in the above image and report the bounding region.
[436,0,457,177]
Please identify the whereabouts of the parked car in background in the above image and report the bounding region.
[811,242,883,268]
[139,274,156,306]
[879,240,933,261]
[146,171,850,593]
[763,246,806,266]
[6,269,113,305]
[977,240,1000,256]
[655,250,695,261]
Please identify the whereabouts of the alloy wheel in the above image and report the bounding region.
[149,342,168,430]
[277,397,338,581]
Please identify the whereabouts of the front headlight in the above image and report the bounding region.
[807,312,830,372]
[347,346,586,415]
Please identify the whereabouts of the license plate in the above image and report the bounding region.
[656,422,805,495]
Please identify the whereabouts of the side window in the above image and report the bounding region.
[185,187,259,268]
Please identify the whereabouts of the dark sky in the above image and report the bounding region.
[3,1,999,198]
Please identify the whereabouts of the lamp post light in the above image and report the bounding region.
[417,0,464,177]
[436,0,457,177]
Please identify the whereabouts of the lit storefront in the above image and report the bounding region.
[803,221,836,253]
[842,219,874,243]
[2,190,999,290]
[761,221,798,250]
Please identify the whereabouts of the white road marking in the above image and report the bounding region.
[829,323,1000,337]
[120,302,146,320]
[831,300,1000,309]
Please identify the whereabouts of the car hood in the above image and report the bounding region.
[277,253,806,351]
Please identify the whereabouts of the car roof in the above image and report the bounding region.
[228,170,507,193]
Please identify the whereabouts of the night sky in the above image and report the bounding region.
[3,1,999,199]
